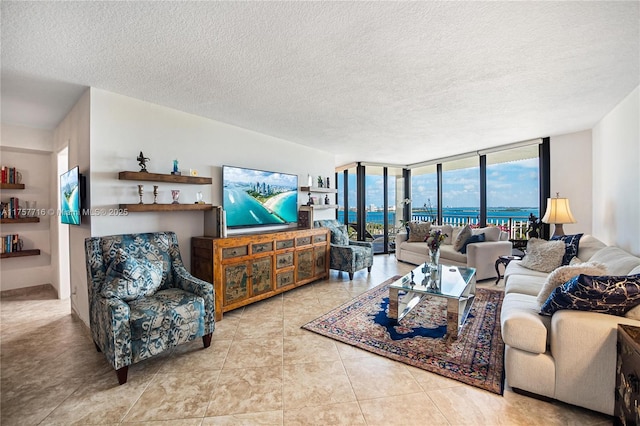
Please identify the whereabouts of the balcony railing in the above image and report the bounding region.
[411,214,529,240]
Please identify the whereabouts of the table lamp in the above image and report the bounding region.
[541,193,576,237]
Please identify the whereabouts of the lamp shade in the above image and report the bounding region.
[542,196,576,224]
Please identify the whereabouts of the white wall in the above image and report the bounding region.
[71,88,335,326]
[52,89,91,317]
[0,143,53,292]
[550,130,593,236]
[592,86,640,255]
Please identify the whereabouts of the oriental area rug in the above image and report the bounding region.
[302,276,505,394]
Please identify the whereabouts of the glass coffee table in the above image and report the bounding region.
[388,264,476,339]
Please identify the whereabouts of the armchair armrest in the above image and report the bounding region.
[466,241,513,280]
[173,264,216,333]
[349,240,373,248]
[95,296,132,370]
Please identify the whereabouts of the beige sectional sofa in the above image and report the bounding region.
[395,224,513,281]
[501,234,640,415]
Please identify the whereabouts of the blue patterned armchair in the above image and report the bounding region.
[314,220,373,280]
[84,231,215,385]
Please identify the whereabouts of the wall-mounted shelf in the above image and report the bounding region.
[1,217,40,224]
[1,249,40,259]
[119,203,214,212]
[299,186,337,193]
[0,183,25,190]
[301,204,338,210]
[119,171,212,185]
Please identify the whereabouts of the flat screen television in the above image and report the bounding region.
[60,166,82,225]
[222,165,298,229]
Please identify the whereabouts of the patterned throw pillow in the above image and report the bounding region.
[540,273,640,316]
[102,249,164,301]
[536,261,608,306]
[551,233,584,266]
[407,222,431,242]
[460,233,485,254]
[331,224,350,245]
[520,238,566,273]
[453,224,472,252]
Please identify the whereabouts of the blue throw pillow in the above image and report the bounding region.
[551,233,583,266]
[460,233,485,254]
[102,249,164,301]
[540,273,640,316]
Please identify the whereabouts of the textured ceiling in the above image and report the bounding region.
[1,1,638,166]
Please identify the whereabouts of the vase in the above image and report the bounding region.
[429,248,440,267]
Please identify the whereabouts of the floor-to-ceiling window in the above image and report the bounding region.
[337,165,357,239]
[441,157,480,226]
[336,139,545,249]
[409,164,437,222]
[486,144,540,238]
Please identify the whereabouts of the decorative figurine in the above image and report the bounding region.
[171,159,181,176]
[153,185,158,204]
[138,185,144,204]
[324,194,330,205]
[527,213,541,238]
[137,152,150,172]
[326,177,330,188]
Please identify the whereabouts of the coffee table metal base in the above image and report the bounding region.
[388,265,476,340]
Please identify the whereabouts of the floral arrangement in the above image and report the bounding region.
[425,229,447,252]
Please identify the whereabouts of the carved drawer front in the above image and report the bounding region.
[252,242,273,254]
[251,257,273,296]
[276,271,294,288]
[222,245,248,259]
[277,239,294,250]
[313,234,327,243]
[314,246,326,271]
[297,236,312,246]
[297,249,314,281]
[276,252,294,269]
[223,264,248,305]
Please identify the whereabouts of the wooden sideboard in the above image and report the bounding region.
[191,228,330,321]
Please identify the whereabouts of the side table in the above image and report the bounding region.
[495,255,521,284]
[615,324,640,426]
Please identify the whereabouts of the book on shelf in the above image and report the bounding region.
[1,166,19,184]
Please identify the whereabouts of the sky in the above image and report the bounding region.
[339,158,539,209]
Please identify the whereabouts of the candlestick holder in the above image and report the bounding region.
[153,185,158,204]
[138,185,144,204]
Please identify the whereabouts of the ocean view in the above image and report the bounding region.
[338,207,539,226]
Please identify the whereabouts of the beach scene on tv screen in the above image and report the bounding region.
[224,167,298,227]
[60,168,80,225]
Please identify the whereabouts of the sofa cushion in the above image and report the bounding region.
[407,222,431,242]
[536,262,608,306]
[576,235,608,262]
[501,293,551,354]
[589,246,640,275]
[540,273,640,317]
[505,274,547,296]
[453,224,472,251]
[460,233,485,254]
[431,225,454,245]
[102,249,164,301]
[519,238,565,273]
[473,226,501,242]
[551,233,583,266]
[439,244,467,263]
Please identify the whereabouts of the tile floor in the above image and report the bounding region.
[1,255,612,425]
